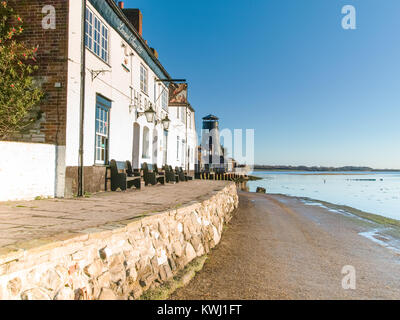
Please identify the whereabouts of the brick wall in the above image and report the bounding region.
[10,0,70,145]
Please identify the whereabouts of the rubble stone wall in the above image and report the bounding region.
[0,183,238,300]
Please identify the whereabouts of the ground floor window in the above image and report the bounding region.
[142,126,150,159]
[177,136,180,160]
[189,147,193,165]
[95,95,111,164]
[163,130,168,165]
[181,139,185,165]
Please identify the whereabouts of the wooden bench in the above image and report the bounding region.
[163,165,179,183]
[177,167,193,181]
[174,166,186,182]
[110,160,141,191]
[142,162,165,186]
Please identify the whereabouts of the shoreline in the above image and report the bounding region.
[297,196,400,228]
[260,193,400,227]
[169,192,400,300]
[264,193,400,254]
[169,192,400,299]
[252,169,400,173]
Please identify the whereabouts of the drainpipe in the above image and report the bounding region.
[78,0,87,197]
[185,86,189,173]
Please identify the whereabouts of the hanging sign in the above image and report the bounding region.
[168,83,188,106]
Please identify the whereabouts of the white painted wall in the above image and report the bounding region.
[0,142,65,201]
[65,1,197,171]
[167,107,198,171]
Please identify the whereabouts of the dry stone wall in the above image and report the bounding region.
[0,183,238,300]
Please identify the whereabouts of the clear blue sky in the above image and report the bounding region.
[124,0,400,169]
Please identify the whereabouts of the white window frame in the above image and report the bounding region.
[101,25,108,62]
[95,97,111,165]
[161,87,168,111]
[154,81,157,105]
[140,64,148,94]
[181,139,185,164]
[85,7,109,63]
[85,8,93,50]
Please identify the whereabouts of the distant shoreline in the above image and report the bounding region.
[252,168,400,172]
[251,171,384,176]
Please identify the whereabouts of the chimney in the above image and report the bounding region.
[122,8,143,37]
[150,48,159,59]
[118,1,124,9]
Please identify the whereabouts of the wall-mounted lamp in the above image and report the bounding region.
[161,115,171,130]
[137,105,156,123]
[154,114,171,130]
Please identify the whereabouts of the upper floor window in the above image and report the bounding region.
[101,25,108,61]
[161,88,168,111]
[140,64,148,94]
[85,7,109,63]
[85,9,93,50]
[154,81,157,105]
[181,107,185,122]
[188,111,192,129]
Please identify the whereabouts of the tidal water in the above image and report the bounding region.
[247,171,400,221]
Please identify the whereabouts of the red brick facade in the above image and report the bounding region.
[11,0,69,145]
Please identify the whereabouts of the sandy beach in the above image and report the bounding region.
[170,191,400,300]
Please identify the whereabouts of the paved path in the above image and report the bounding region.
[0,181,229,248]
[170,192,400,300]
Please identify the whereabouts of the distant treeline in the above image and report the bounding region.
[253,165,400,172]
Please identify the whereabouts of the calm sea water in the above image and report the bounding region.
[247,171,400,220]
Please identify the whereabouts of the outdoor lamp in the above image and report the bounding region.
[137,106,156,123]
[144,106,156,123]
[162,115,171,130]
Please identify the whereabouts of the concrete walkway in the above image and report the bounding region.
[170,192,400,300]
[0,181,229,249]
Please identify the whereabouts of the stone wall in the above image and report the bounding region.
[0,183,238,300]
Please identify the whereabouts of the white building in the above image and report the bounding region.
[0,0,198,200]
[67,0,199,195]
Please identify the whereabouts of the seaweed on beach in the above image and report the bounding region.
[301,197,400,230]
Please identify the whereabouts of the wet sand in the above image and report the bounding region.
[170,192,400,300]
